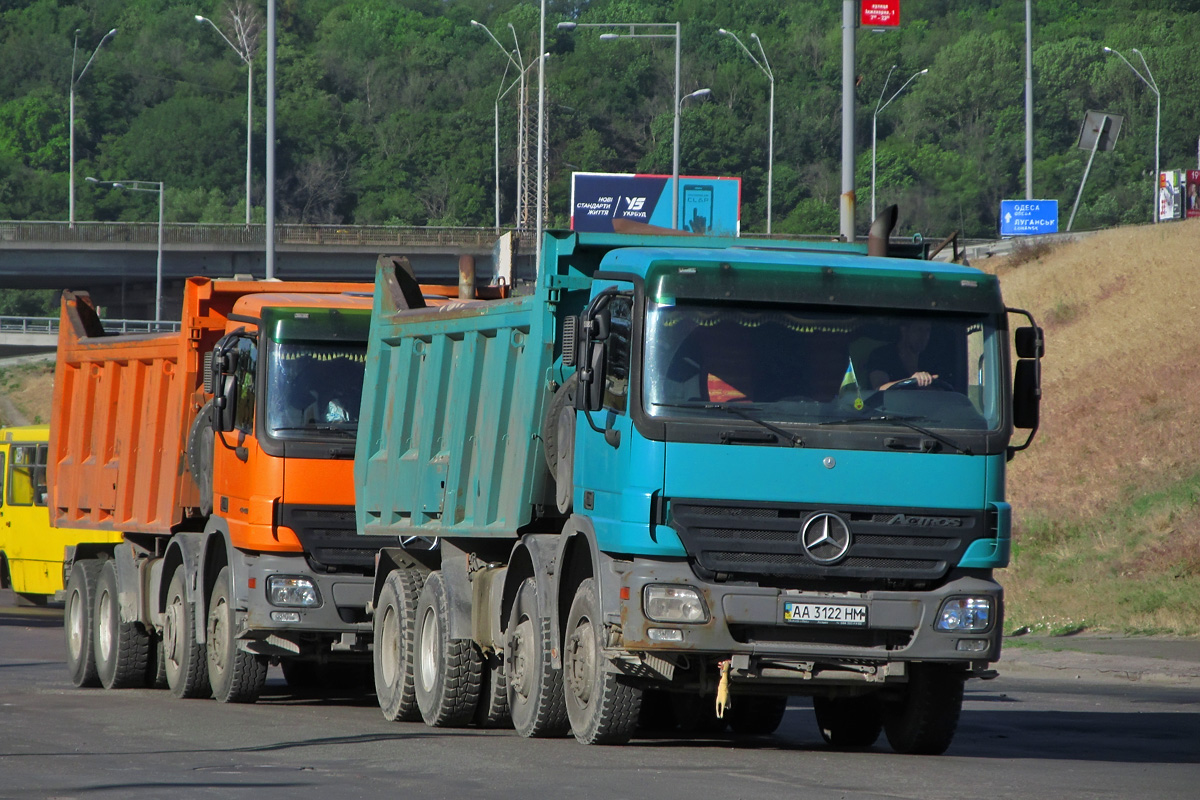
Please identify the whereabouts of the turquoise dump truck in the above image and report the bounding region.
[355,219,1042,753]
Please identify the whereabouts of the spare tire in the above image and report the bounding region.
[186,401,215,517]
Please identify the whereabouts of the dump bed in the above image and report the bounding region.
[50,277,369,535]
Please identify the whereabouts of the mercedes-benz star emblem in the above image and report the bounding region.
[801,512,852,564]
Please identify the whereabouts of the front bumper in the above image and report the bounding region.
[235,552,374,657]
[615,558,1001,683]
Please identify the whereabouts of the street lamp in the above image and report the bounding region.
[559,20,690,229]
[196,13,259,227]
[872,67,927,222]
[1103,46,1161,223]
[718,29,774,234]
[472,21,543,229]
[69,27,117,227]
[87,177,164,322]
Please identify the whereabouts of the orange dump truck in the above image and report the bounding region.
[51,276,394,702]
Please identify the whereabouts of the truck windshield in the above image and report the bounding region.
[643,302,1003,432]
[265,342,367,439]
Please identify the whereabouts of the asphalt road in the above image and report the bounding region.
[1,589,1197,800]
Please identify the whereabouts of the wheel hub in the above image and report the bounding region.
[509,618,534,699]
[566,619,595,705]
[208,598,227,672]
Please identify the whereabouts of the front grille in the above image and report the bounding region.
[277,504,400,574]
[670,499,983,582]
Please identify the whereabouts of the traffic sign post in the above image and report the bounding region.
[1000,199,1059,237]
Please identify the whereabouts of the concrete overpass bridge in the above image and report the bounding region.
[0,221,529,317]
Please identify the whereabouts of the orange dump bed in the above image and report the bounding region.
[49,278,370,535]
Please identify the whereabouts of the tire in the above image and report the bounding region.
[414,572,481,727]
[506,577,569,738]
[883,663,965,755]
[374,569,425,722]
[64,560,103,688]
[163,569,211,699]
[94,559,152,689]
[813,693,883,748]
[207,566,268,703]
[563,578,642,744]
[475,648,512,728]
[728,694,789,736]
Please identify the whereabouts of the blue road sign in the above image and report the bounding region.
[1000,200,1059,236]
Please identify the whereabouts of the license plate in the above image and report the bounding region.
[783,602,868,626]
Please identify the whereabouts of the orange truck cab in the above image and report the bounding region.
[50,278,399,701]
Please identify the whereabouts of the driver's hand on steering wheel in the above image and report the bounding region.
[909,371,939,387]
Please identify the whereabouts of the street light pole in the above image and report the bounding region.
[718,29,774,234]
[196,14,259,226]
[872,67,927,221]
[69,27,117,227]
[559,21,687,228]
[472,21,526,227]
[1104,46,1161,223]
[87,178,164,322]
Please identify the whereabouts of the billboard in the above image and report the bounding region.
[570,172,741,236]
[861,0,900,28]
[1188,170,1200,219]
[1159,171,1183,221]
[999,200,1058,237]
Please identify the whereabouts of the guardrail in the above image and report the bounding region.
[0,316,181,335]
[0,221,513,249]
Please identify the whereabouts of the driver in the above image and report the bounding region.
[867,321,938,391]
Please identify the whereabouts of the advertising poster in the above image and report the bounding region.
[861,0,901,28]
[1187,170,1200,218]
[570,172,741,236]
[1158,170,1183,221]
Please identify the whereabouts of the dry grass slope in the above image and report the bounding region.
[982,220,1200,634]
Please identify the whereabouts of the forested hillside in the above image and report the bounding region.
[3,0,1199,238]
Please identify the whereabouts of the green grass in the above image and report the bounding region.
[1002,471,1200,637]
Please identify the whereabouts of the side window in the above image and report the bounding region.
[0,452,6,508]
[7,444,37,506]
[602,294,633,414]
[234,337,257,434]
[35,444,47,506]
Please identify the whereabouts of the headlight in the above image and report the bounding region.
[643,585,708,623]
[935,597,992,632]
[267,576,321,608]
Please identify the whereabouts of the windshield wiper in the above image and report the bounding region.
[818,414,971,455]
[655,401,803,447]
[271,424,357,438]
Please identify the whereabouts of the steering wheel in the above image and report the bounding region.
[891,377,955,392]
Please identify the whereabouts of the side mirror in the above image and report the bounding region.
[1015,326,1045,359]
[210,338,239,433]
[1013,359,1040,429]
[214,374,238,433]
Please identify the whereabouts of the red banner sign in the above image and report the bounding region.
[862,0,901,28]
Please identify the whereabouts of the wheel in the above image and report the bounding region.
[563,578,642,744]
[64,559,102,688]
[728,694,789,736]
[163,569,211,699]
[374,569,425,721]
[414,571,481,727]
[670,692,727,735]
[207,566,268,703]
[506,577,569,738]
[813,693,883,748]
[94,559,152,689]
[475,648,512,728]
[883,663,965,755]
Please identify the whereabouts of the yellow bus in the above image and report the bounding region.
[0,425,122,605]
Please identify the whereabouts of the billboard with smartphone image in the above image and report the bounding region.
[570,172,741,236]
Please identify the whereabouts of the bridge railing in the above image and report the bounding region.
[0,221,512,249]
[0,316,181,335]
